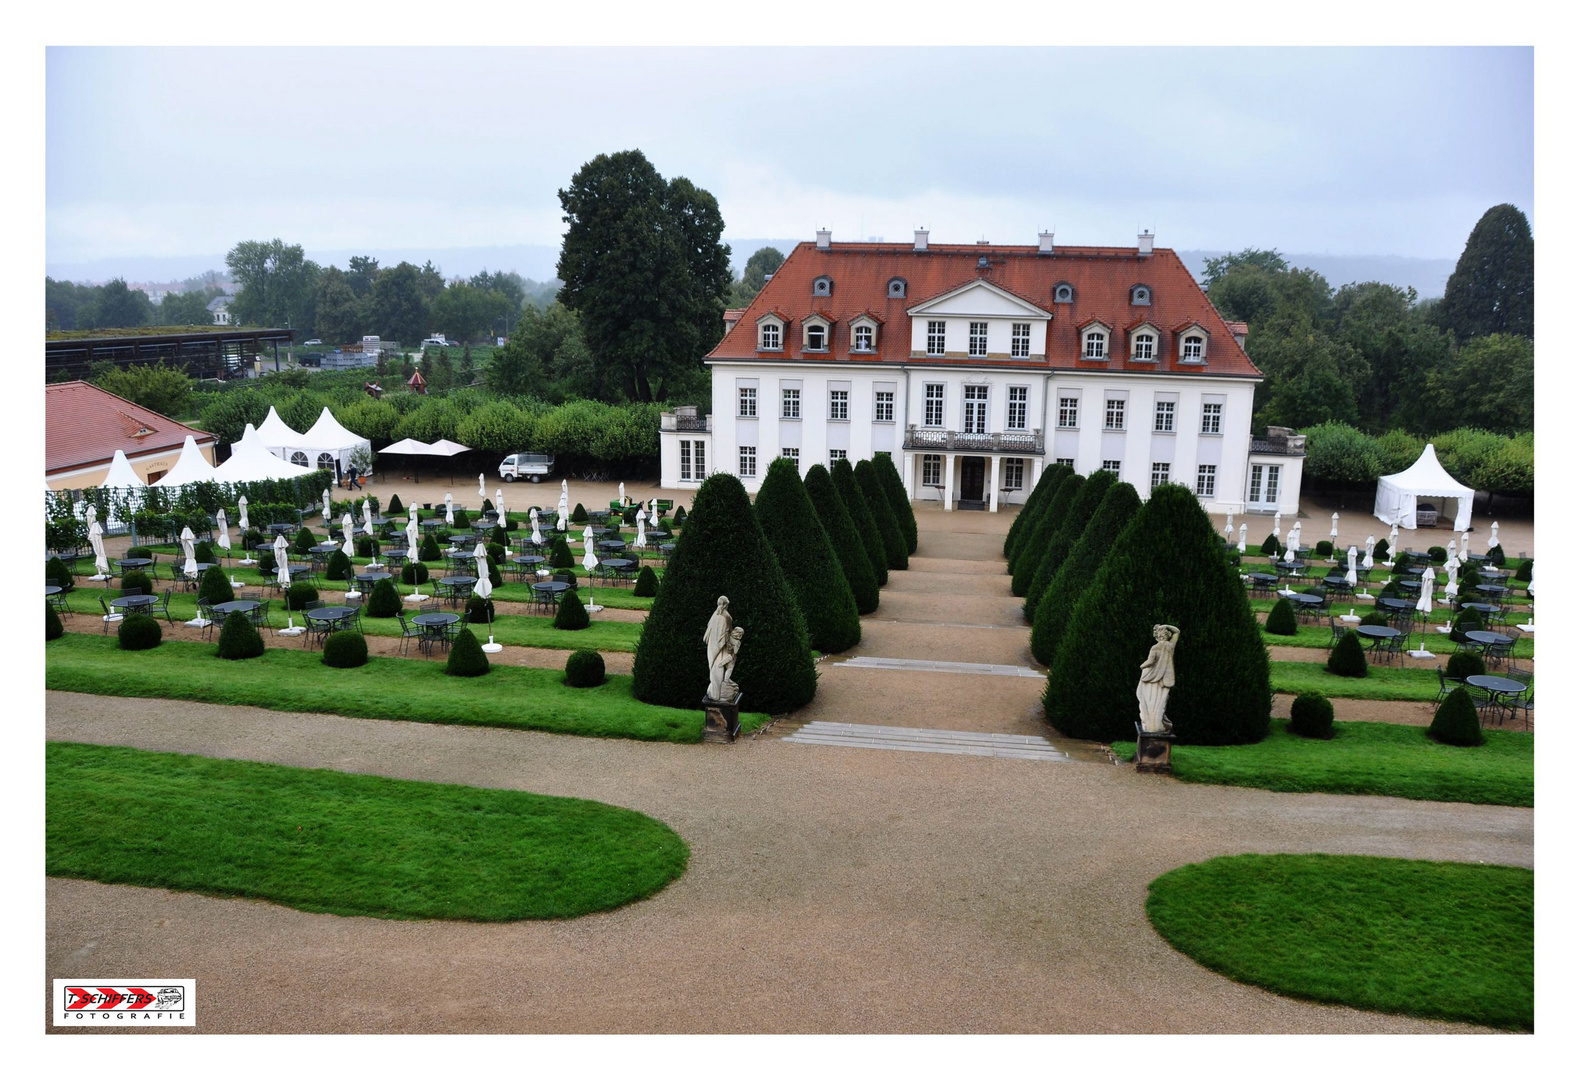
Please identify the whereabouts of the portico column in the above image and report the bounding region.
[988,455,1001,513]
[943,453,955,512]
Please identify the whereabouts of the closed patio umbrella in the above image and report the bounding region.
[1389,520,1399,554]
[1273,511,1282,540]
[479,473,486,499]
[87,508,110,580]
[180,525,198,577]
[619,481,626,505]
[496,489,505,521]
[1460,529,1471,556]
[445,495,455,527]
[238,495,250,532]
[216,508,232,554]
[1490,521,1500,549]
[582,535,598,575]
[341,513,356,559]
[1330,512,1339,542]
[1363,536,1375,573]
[1447,539,1457,564]
[1237,523,1247,554]
[530,508,543,546]
[635,515,647,549]
[322,488,331,522]
[562,478,568,499]
[473,542,500,652]
[273,533,291,591]
[361,498,373,534]
[1290,521,1302,551]
[1443,556,1460,603]
[1410,573,1437,658]
[648,500,659,527]
[1225,511,1234,537]
[1346,546,1358,589]
[556,505,567,532]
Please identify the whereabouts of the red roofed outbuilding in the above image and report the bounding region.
[46,380,216,489]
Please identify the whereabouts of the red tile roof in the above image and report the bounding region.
[45,380,214,474]
[709,241,1261,378]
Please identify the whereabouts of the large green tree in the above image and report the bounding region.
[556,149,732,401]
[157,287,221,327]
[368,262,431,344]
[314,266,365,344]
[1414,334,1535,436]
[225,239,321,334]
[430,282,513,344]
[89,279,154,329]
[1439,204,1534,340]
[728,246,786,305]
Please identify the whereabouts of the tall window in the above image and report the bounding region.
[1248,464,1263,503]
[829,449,848,465]
[927,321,946,355]
[1265,464,1281,503]
[806,323,827,351]
[739,446,757,478]
[968,322,988,357]
[1150,461,1171,491]
[738,387,756,417]
[1201,402,1222,434]
[1196,464,1217,497]
[1057,396,1079,428]
[1182,335,1204,361]
[1007,386,1028,429]
[679,441,692,481]
[924,383,945,427]
[1003,458,1024,490]
[760,322,780,350]
[1249,464,1281,505]
[782,447,800,467]
[782,388,801,419]
[1104,398,1125,430]
[964,385,988,434]
[829,389,849,421]
[1055,457,1075,468]
[1133,333,1155,360]
[853,324,874,352]
[694,441,706,477]
[1101,459,1121,474]
[1084,330,1107,359]
[1154,400,1175,433]
[1011,323,1031,358]
[922,455,942,486]
[874,390,895,422]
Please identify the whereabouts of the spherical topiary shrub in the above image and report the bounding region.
[1265,597,1299,636]
[322,629,369,668]
[486,541,507,568]
[465,595,496,625]
[1450,606,1484,644]
[1428,687,1485,747]
[554,589,590,630]
[445,627,490,676]
[1485,544,1505,567]
[564,649,606,688]
[1373,538,1390,560]
[46,601,63,641]
[45,555,74,594]
[548,534,574,569]
[325,550,352,583]
[419,532,442,563]
[125,546,153,560]
[117,612,163,651]
[400,561,430,586]
[1288,691,1335,739]
[1428,545,1447,565]
[359,577,398,618]
[633,565,659,597]
[1026,469,1116,624]
[1326,630,1369,678]
[1260,533,1280,556]
[1030,481,1142,666]
[873,451,918,556]
[1314,540,1333,559]
[1515,558,1534,582]
[1445,650,1486,681]
[855,458,908,572]
[198,567,234,606]
[632,472,818,714]
[285,581,320,611]
[387,494,404,515]
[121,569,153,596]
[803,463,879,615]
[216,610,265,659]
[754,457,861,653]
[293,525,315,555]
[570,502,587,524]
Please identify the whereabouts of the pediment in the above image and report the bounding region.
[906,279,1052,320]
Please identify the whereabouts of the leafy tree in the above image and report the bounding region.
[158,287,221,327]
[631,472,817,712]
[1201,248,1288,288]
[855,459,908,571]
[803,464,879,614]
[346,255,381,299]
[556,149,731,400]
[754,457,861,653]
[469,268,527,309]
[1044,484,1271,745]
[314,266,365,344]
[1415,335,1534,436]
[369,261,431,343]
[91,360,192,418]
[226,239,321,333]
[728,246,786,305]
[1300,422,1383,487]
[89,279,155,328]
[1439,204,1533,340]
[431,282,513,344]
[831,458,888,587]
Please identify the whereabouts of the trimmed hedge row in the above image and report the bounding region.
[804,464,880,615]
[754,457,861,654]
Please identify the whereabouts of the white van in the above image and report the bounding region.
[499,452,555,483]
[421,334,452,348]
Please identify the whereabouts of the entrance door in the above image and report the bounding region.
[1247,464,1281,509]
[960,457,986,504]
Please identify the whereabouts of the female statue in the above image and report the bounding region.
[703,596,734,699]
[1136,624,1180,733]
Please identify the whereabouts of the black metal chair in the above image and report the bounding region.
[195,597,218,641]
[396,610,424,656]
[98,596,122,634]
[145,588,174,625]
[248,598,273,636]
[1486,627,1522,671]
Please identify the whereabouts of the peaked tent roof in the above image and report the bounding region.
[151,435,218,486]
[427,439,472,456]
[256,405,303,453]
[211,423,316,483]
[381,437,437,456]
[1380,443,1475,497]
[100,448,147,488]
[294,406,371,452]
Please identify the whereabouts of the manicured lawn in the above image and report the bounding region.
[47,635,770,741]
[1269,660,1443,701]
[1147,854,1532,1030]
[1259,623,1534,658]
[46,741,688,920]
[1113,718,1533,806]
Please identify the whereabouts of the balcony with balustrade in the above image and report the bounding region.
[902,426,1044,455]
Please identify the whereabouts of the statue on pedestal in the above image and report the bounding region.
[704,595,743,702]
[1136,624,1180,734]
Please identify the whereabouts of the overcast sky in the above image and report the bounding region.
[46,46,1533,269]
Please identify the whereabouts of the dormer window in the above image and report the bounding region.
[850,316,878,353]
[887,277,907,299]
[1133,333,1155,360]
[812,275,833,297]
[1053,283,1074,304]
[1130,284,1152,306]
[1082,327,1109,359]
[803,316,831,352]
[758,317,783,351]
[1182,335,1204,362]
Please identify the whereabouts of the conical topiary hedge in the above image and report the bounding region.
[1008,471,1075,580]
[1264,597,1299,636]
[419,532,442,562]
[754,456,861,654]
[570,503,587,524]
[366,577,402,617]
[1327,630,1369,678]
[46,555,73,594]
[1025,469,1115,623]
[831,458,888,587]
[198,566,234,606]
[804,464,880,615]
[1428,686,1485,746]
[445,627,490,676]
[1045,484,1271,746]
[387,494,404,515]
[325,550,352,583]
[216,610,265,659]
[1005,462,1072,563]
[1028,481,1142,666]
[1261,533,1280,556]
[633,566,658,597]
[548,534,574,569]
[855,458,908,571]
[553,589,590,630]
[293,526,315,555]
[46,601,63,641]
[872,452,918,555]
[1012,474,1083,597]
[632,472,817,713]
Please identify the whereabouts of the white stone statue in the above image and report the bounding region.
[1136,624,1180,734]
[709,627,746,702]
[703,595,740,701]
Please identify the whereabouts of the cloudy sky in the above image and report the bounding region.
[46,46,1532,269]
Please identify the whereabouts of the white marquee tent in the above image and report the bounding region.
[211,423,317,484]
[101,448,147,490]
[277,407,372,478]
[256,405,304,457]
[151,435,219,487]
[1373,443,1475,532]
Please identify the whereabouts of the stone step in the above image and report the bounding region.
[833,655,1045,679]
[784,721,1071,761]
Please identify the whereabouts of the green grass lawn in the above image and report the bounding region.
[48,634,770,741]
[46,741,688,920]
[1259,623,1534,658]
[1269,660,1444,701]
[1113,718,1533,806]
[1147,853,1532,1030]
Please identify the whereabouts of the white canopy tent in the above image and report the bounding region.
[1373,443,1475,533]
[101,448,147,490]
[378,437,472,482]
[151,435,218,487]
[256,406,304,457]
[279,406,372,479]
[211,423,317,484]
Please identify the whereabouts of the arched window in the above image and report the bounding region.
[318,452,336,471]
[1083,330,1108,359]
[1054,283,1074,304]
[759,320,782,350]
[1182,335,1204,361]
[887,277,907,299]
[290,451,309,466]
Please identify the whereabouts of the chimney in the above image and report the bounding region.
[913,228,929,252]
[815,228,832,251]
[1037,230,1055,255]
[1138,229,1154,257]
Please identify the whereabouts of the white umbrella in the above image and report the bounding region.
[238,495,250,531]
[649,501,659,527]
[322,488,331,521]
[1345,546,1358,588]
[619,481,626,505]
[1290,522,1302,551]
[635,515,647,549]
[273,533,291,591]
[445,499,455,527]
[87,509,110,579]
[496,489,504,521]
[1273,511,1282,540]
[405,513,420,574]
[556,505,567,532]
[1330,512,1339,541]
[341,513,356,559]
[1363,536,1375,573]
[180,526,198,576]
[561,478,568,498]
[530,508,543,546]
[1443,557,1460,603]
[1446,539,1457,564]
[1490,521,1500,549]
[581,524,594,544]
[1389,520,1399,554]
[1286,526,1299,555]
[359,499,372,536]
[1225,525,1233,544]
[1460,529,1471,556]
[216,508,232,553]
[582,536,599,575]
[1410,573,1437,658]
[1225,511,1234,536]
[1236,523,1247,554]
[479,473,486,499]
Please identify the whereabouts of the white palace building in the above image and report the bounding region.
[660,229,1304,516]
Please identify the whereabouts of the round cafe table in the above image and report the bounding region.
[108,595,156,613]
[597,539,627,552]
[1376,597,1414,613]
[267,523,297,535]
[1474,584,1509,598]
[1355,624,1401,645]
[45,584,62,597]
[1464,674,1527,723]
[412,611,461,656]
[1463,629,1513,652]
[211,599,260,617]
[354,571,393,586]
[116,558,153,573]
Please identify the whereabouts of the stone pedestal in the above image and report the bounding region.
[1134,722,1175,775]
[701,693,742,743]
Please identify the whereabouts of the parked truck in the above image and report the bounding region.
[498,451,555,483]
